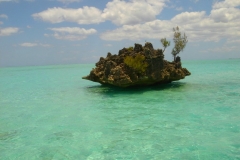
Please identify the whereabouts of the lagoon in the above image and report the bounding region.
[0,59,239,159]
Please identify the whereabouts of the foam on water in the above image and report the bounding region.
[0,60,240,159]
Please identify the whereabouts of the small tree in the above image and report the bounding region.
[160,38,171,53]
[171,26,188,61]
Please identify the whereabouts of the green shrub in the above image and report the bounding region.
[127,46,133,51]
[124,54,148,73]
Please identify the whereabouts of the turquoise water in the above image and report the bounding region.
[0,59,240,159]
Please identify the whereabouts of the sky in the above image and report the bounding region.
[0,0,240,67]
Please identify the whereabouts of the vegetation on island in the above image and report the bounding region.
[160,38,170,53]
[160,26,188,61]
[127,46,134,51]
[124,54,148,73]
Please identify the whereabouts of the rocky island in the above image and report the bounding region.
[83,27,191,87]
[82,42,191,87]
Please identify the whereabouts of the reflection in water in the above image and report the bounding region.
[85,82,188,96]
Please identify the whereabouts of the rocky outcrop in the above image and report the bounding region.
[82,42,191,87]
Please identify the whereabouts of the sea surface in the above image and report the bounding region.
[0,59,240,160]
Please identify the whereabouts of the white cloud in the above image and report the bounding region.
[0,14,8,19]
[202,44,239,53]
[210,7,240,23]
[0,0,23,2]
[20,42,51,47]
[0,0,13,2]
[47,27,97,41]
[227,38,240,44]
[105,44,112,47]
[171,11,206,24]
[102,0,166,26]
[20,43,38,47]
[190,0,199,3]
[49,27,96,34]
[176,7,183,11]
[101,0,240,42]
[213,0,240,9]
[32,7,103,24]
[33,0,166,26]
[0,14,8,25]
[40,43,51,47]
[0,27,19,36]
[101,20,173,41]
[57,0,81,3]
[0,0,35,3]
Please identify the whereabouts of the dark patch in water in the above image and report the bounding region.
[0,131,17,141]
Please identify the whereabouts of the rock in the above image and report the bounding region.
[82,42,191,87]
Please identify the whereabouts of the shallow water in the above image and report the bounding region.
[0,59,240,159]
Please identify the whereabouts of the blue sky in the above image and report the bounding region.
[0,0,240,67]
